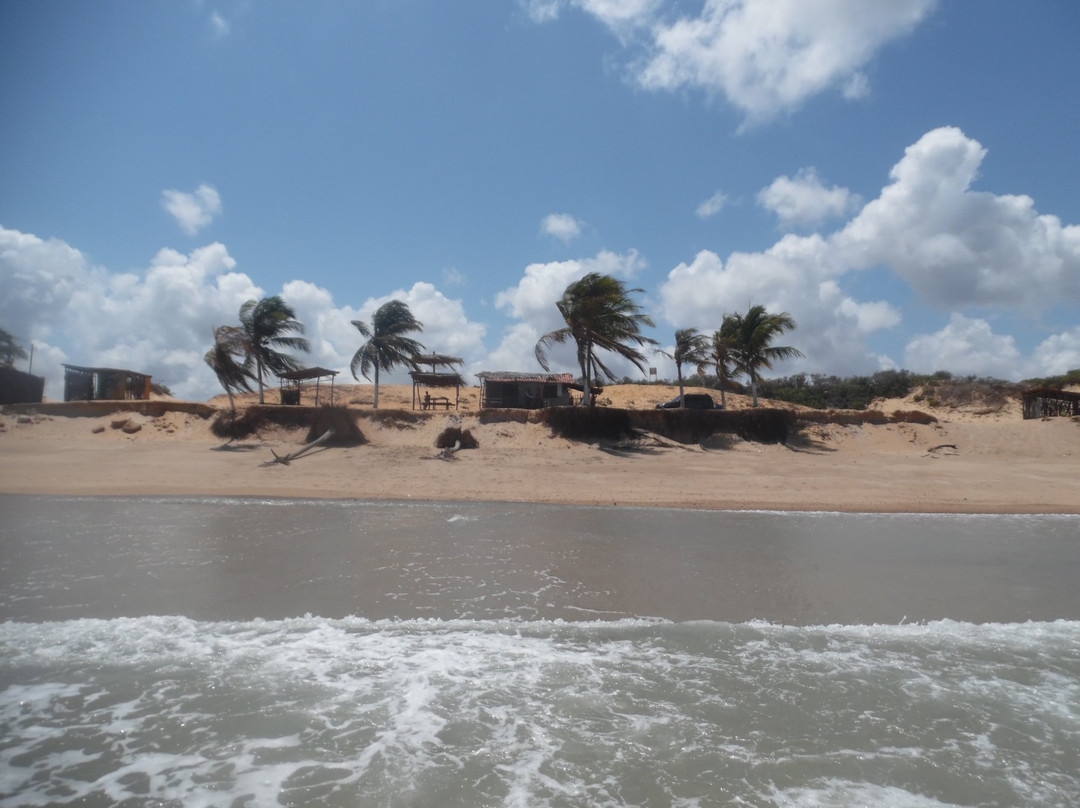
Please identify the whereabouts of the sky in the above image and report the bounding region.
[2,0,1079,402]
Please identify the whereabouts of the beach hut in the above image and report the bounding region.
[1022,388,1080,419]
[410,354,466,410]
[476,371,587,409]
[62,364,151,402]
[277,367,339,406]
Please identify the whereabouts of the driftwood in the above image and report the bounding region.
[925,443,958,457]
[268,429,335,466]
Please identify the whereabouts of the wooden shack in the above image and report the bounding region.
[1022,388,1080,419]
[476,371,580,409]
[278,367,339,406]
[63,364,151,402]
[410,354,465,410]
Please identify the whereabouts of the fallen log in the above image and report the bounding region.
[268,429,335,466]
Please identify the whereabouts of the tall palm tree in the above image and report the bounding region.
[350,300,425,409]
[729,304,804,407]
[238,296,311,404]
[535,272,656,407]
[664,327,711,404]
[711,315,741,410]
[204,325,255,416]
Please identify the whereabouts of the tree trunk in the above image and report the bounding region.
[677,363,686,404]
[373,365,381,409]
[256,355,265,404]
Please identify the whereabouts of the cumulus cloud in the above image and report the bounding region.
[696,190,729,219]
[757,168,860,230]
[532,0,937,127]
[540,213,584,242]
[0,225,487,400]
[162,184,223,236]
[1032,328,1080,377]
[835,127,1080,309]
[637,0,936,126]
[659,126,1080,379]
[903,314,1025,378]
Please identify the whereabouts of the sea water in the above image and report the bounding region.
[1,497,1078,807]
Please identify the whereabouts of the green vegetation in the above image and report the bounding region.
[1022,369,1080,389]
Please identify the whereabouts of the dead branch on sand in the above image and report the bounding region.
[267,429,335,466]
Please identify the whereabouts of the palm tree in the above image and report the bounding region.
[535,272,656,406]
[663,328,712,404]
[0,327,28,367]
[711,316,741,410]
[728,304,804,407]
[204,325,255,416]
[238,296,311,404]
[350,300,425,409]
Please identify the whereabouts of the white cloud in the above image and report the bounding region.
[695,190,728,219]
[658,238,897,375]
[522,0,662,32]
[0,225,488,400]
[521,0,562,23]
[1031,328,1080,378]
[660,126,1080,379]
[903,314,1026,378]
[757,167,859,230]
[443,267,465,286]
[547,0,936,127]
[162,184,223,236]
[835,127,1080,309]
[540,212,584,242]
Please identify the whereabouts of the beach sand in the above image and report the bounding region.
[1,383,1078,513]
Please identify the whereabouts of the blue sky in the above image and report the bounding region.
[2,0,1078,401]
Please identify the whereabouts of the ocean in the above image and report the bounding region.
[1,496,1078,807]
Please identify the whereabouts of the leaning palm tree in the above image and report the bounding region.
[729,305,804,407]
[238,296,311,404]
[350,300,425,409]
[663,327,712,404]
[535,272,656,407]
[204,325,255,416]
[711,315,741,410]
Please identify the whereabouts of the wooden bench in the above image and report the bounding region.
[422,396,452,410]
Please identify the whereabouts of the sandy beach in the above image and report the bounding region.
[1,383,1078,513]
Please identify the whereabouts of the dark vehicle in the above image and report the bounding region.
[656,393,717,410]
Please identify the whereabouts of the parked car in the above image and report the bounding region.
[656,393,717,410]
